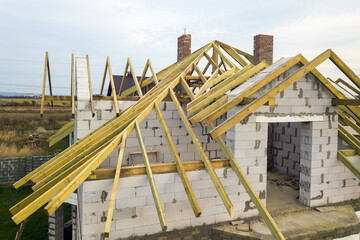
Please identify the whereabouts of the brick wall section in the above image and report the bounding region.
[0,155,53,184]
[253,34,273,65]
[271,122,301,177]
[177,34,191,62]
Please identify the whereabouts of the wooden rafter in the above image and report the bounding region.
[100,56,119,116]
[40,52,53,117]
[135,121,167,231]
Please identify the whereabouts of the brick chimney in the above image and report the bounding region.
[177,29,191,61]
[254,34,273,65]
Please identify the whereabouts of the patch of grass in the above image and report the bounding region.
[0,185,48,240]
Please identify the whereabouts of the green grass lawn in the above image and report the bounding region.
[0,185,48,240]
[0,185,72,240]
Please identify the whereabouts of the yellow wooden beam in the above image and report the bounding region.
[212,42,238,70]
[210,50,332,139]
[104,131,128,236]
[195,69,219,97]
[193,68,235,100]
[219,43,248,67]
[86,55,96,117]
[200,56,302,126]
[337,150,360,180]
[204,52,224,74]
[40,52,48,117]
[135,121,167,231]
[154,103,201,217]
[88,159,230,179]
[188,62,266,117]
[100,58,108,96]
[169,89,234,217]
[47,120,75,147]
[193,63,207,84]
[330,51,360,89]
[338,110,360,134]
[340,149,357,157]
[127,58,144,97]
[187,63,253,112]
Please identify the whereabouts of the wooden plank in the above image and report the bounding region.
[337,150,360,180]
[40,52,48,117]
[104,131,128,236]
[340,149,357,157]
[204,52,224,74]
[47,52,53,108]
[139,60,150,87]
[195,69,219,97]
[100,58,108,96]
[193,63,207,84]
[219,43,248,67]
[169,89,234,217]
[202,61,211,75]
[193,68,235,100]
[199,56,301,126]
[187,63,253,113]
[335,78,360,96]
[188,62,267,117]
[190,95,228,124]
[210,50,332,139]
[148,59,159,84]
[119,61,129,96]
[181,78,284,240]
[88,159,230,179]
[86,55,96,117]
[212,46,219,73]
[220,56,229,71]
[47,120,75,147]
[215,40,254,63]
[332,99,360,105]
[15,217,29,240]
[106,56,120,116]
[338,110,360,134]
[71,53,75,117]
[330,51,360,89]
[338,124,360,154]
[212,42,238,70]
[154,103,201,217]
[128,58,144,97]
[135,121,167,231]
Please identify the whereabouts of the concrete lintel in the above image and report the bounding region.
[256,115,325,123]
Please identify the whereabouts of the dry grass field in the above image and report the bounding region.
[0,98,72,158]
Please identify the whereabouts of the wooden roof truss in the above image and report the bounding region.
[11,41,360,240]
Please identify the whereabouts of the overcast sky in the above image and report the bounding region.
[0,0,359,95]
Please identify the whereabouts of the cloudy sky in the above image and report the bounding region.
[0,0,359,94]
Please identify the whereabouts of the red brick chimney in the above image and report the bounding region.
[254,34,273,65]
[177,29,191,61]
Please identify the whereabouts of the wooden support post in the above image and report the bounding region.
[40,52,48,117]
[154,103,201,217]
[104,131,128,236]
[135,121,167,231]
[106,56,120,116]
[71,53,75,117]
[100,58,108,96]
[128,58,144,97]
[86,55,96,117]
[169,89,234,217]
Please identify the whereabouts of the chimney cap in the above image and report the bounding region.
[184,28,188,34]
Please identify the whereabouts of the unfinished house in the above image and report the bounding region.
[10,33,360,240]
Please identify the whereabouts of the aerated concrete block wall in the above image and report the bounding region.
[271,122,301,177]
[227,61,359,208]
